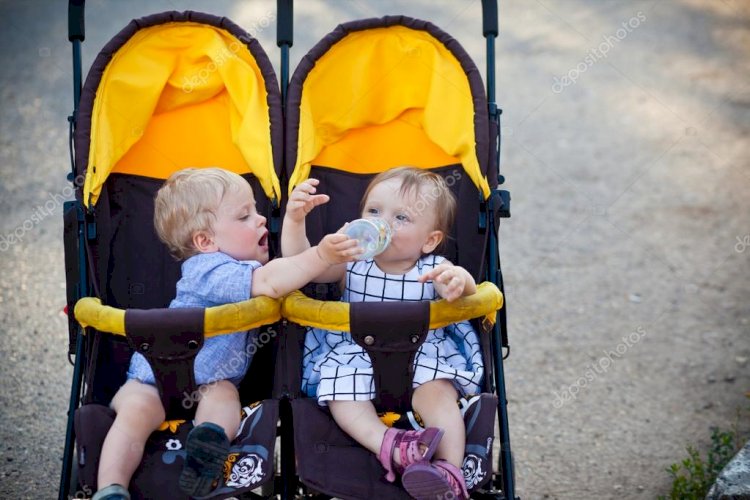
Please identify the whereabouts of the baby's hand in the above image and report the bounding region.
[286,179,330,223]
[418,262,473,302]
[316,233,362,265]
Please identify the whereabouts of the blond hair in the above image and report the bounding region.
[361,167,456,247]
[154,168,250,260]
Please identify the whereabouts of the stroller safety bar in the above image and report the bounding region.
[74,296,282,337]
[282,281,503,332]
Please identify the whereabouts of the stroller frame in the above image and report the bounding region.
[59,1,515,499]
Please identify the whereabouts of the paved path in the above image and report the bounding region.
[0,1,748,498]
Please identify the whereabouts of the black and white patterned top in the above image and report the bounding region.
[302,255,484,404]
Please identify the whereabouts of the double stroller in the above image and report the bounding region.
[60,1,514,499]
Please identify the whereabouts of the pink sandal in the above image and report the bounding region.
[401,459,469,500]
[378,427,444,482]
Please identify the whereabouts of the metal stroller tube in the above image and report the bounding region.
[61,3,87,498]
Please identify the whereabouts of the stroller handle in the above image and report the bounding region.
[277,0,293,47]
[282,281,503,332]
[482,0,499,37]
[74,296,282,337]
[68,0,85,42]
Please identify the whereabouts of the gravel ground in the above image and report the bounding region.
[1,1,748,499]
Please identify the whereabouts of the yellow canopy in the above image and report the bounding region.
[84,22,280,206]
[290,25,491,199]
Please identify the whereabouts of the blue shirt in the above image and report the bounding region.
[127,252,262,386]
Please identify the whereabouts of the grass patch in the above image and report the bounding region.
[660,398,749,500]
[659,427,737,500]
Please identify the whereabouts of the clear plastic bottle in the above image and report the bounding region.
[344,218,392,260]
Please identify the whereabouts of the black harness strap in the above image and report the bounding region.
[350,301,430,413]
[125,307,204,419]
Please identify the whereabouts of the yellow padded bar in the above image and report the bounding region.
[74,282,501,338]
[281,292,351,332]
[75,297,126,335]
[203,297,281,337]
[282,281,503,332]
[74,296,281,338]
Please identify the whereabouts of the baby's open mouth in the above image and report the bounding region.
[259,232,268,247]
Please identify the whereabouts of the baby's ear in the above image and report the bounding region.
[421,230,444,255]
[192,230,216,253]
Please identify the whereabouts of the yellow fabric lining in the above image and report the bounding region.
[380,412,401,427]
[113,92,251,180]
[74,296,281,337]
[312,115,460,173]
[281,281,503,332]
[289,26,490,198]
[85,22,279,206]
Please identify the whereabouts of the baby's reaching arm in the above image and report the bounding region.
[418,261,477,302]
[281,178,329,257]
[280,178,353,284]
[251,234,354,298]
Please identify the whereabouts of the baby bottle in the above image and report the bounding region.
[344,218,391,260]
